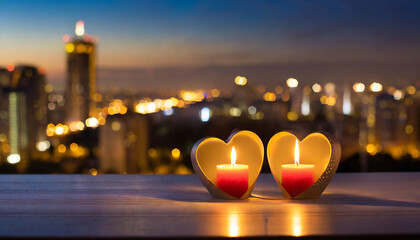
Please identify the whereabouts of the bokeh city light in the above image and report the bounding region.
[0,1,419,175]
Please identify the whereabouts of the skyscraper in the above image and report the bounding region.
[0,68,12,165]
[0,65,47,170]
[64,21,97,124]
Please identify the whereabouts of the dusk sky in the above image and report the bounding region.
[1,0,420,90]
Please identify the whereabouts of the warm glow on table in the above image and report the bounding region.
[290,205,304,237]
[0,174,419,238]
[217,147,249,198]
[281,140,315,198]
[228,211,240,237]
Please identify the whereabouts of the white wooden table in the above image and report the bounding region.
[0,173,419,239]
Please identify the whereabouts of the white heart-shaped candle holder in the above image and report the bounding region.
[267,131,341,199]
[191,130,264,199]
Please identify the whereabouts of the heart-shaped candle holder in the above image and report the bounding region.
[267,131,341,199]
[191,130,264,199]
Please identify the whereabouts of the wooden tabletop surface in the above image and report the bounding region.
[0,173,419,239]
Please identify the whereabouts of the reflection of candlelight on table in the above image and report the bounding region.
[290,205,304,237]
[217,147,249,198]
[281,140,315,198]
[228,211,240,237]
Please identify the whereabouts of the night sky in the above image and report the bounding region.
[1,0,420,90]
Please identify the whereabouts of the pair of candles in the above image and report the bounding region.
[216,140,314,198]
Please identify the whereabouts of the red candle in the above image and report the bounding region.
[281,140,315,198]
[217,147,249,199]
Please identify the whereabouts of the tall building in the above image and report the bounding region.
[16,66,48,160]
[0,68,12,165]
[64,21,97,124]
[0,65,47,170]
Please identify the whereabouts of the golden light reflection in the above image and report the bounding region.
[290,205,303,237]
[226,208,241,237]
[228,213,240,237]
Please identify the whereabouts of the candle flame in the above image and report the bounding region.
[231,147,237,165]
[294,140,299,166]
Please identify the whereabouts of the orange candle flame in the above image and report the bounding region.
[231,147,237,165]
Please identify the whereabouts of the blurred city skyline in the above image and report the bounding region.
[1,0,420,90]
[1,0,420,174]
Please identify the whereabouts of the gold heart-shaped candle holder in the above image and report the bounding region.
[267,131,341,199]
[191,131,264,199]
